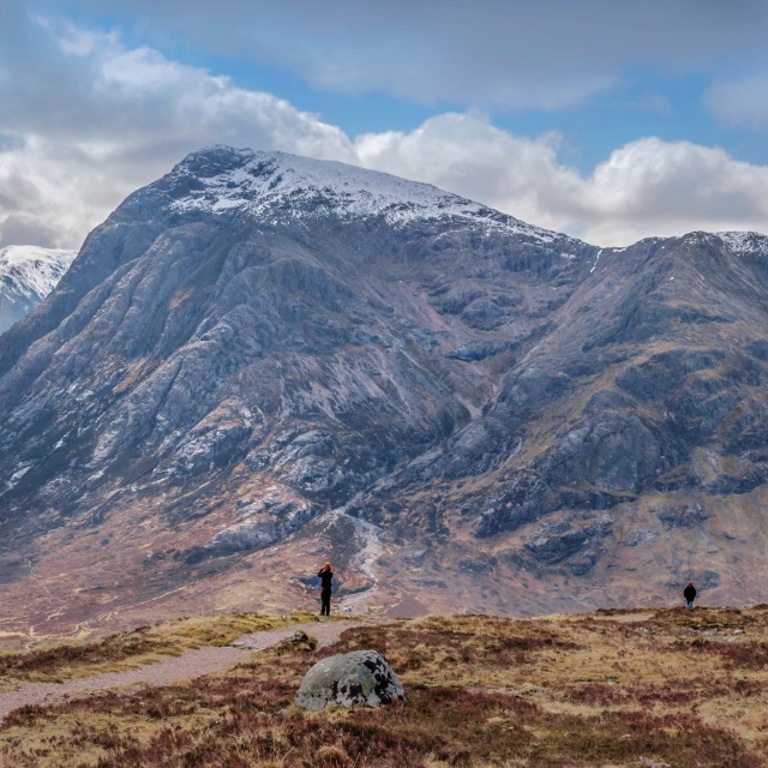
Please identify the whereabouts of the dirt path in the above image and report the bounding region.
[0,618,374,721]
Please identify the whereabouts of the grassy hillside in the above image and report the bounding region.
[1,607,767,766]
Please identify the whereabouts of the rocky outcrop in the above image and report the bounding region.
[523,515,614,575]
[294,650,404,710]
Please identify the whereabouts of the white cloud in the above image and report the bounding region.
[354,113,584,232]
[355,116,768,245]
[0,18,355,248]
[578,138,768,244]
[0,17,767,250]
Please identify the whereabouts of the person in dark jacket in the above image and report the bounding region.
[683,582,697,608]
[318,562,333,616]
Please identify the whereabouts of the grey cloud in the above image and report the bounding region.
[705,75,768,128]
[0,216,59,250]
[31,0,768,109]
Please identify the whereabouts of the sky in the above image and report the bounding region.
[1,1,768,250]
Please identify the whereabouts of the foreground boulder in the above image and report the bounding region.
[295,650,404,710]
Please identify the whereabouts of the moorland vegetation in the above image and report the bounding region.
[1,606,767,767]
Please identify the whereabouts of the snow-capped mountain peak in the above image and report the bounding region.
[166,146,558,242]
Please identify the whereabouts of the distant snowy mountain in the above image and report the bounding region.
[0,245,76,333]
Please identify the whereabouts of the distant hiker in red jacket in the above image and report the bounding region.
[318,562,333,616]
[683,582,697,609]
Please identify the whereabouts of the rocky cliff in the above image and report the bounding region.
[0,146,767,638]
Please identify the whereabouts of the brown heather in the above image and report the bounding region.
[2,606,768,766]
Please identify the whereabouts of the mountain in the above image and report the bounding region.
[0,245,76,333]
[1,145,767,641]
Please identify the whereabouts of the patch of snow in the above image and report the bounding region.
[5,466,31,492]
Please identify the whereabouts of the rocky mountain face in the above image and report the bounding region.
[1,146,767,641]
[0,246,76,334]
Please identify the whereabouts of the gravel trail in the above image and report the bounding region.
[0,618,374,721]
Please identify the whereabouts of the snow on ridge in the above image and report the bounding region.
[0,245,77,300]
[715,231,768,255]
[169,147,559,243]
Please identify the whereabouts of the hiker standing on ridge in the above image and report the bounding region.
[318,562,333,616]
[683,582,697,609]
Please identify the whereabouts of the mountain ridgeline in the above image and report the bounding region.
[1,146,767,635]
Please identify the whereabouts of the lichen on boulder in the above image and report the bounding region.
[294,650,404,711]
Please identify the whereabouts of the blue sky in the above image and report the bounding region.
[1,0,767,248]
